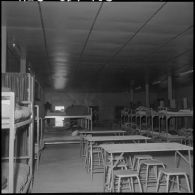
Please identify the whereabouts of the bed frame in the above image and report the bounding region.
[158,107,193,142]
[45,107,93,130]
[1,73,34,193]
[34,105,44,170]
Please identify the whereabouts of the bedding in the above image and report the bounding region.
[1,162,30,192]
[2,99,31,123]
[158,109,193,116]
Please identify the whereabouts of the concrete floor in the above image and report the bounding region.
[32,142,193,193]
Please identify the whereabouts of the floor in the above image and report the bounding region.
[32,126,193,193]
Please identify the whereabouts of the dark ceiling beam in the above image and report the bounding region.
[110,2,167,60]
[79,2,104,60]
[37,2,50,69]
[101,2,167,77]
[143,25,193,60]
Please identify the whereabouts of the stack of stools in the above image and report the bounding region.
[111,155,143,192]
[132,154,153,172]
[113,169,143,192]
[104,155,128,192]
[156,168,191,192]
[85,144,104,178]
[138,159,166,192]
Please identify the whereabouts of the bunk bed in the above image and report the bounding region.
[34,105,44,169]
[150,109,160,138]
[45,105,93,130]
[158,108,193,143]
[135,106,150,134]
[1,73,34,193]
[129,109,137,130]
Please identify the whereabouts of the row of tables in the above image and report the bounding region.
[79,130,193,192]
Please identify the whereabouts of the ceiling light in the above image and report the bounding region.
[179,70,193,76]
[135,86,141,90]
[152,81,161,85]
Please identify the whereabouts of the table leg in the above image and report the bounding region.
[90,142,93,180]
[188,150,193,192]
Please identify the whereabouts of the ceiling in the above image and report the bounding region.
[2,2,193,93]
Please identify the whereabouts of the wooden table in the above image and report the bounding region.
[100,142,193,192]
[79,130,126,157]
[84,135,151,180]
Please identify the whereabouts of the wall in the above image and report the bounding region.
[174,84,193,109]
[44,90,158,121]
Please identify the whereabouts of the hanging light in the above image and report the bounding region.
[179,70,193,76]
[152,81,161,85]
[135,86,141,90]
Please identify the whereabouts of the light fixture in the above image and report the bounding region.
[11,42,21,56]
[152,81,161,85]
[179,70,193,76]
[135,86,141,90]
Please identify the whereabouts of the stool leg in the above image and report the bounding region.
[184,174,191,192]
[128,178,132,192]
[132,157,137,170]
[131,177,134,192]
[117,177,121,192]
[136,175,142,192]
[156,171,162,192]
[176,175,180,192]
[166,175,170,193]
[128,155,133,169]
[145,165,149,191]
[137,159,141,172]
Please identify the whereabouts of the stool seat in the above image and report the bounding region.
[114,169,138,177]
[134,154,153,158]
[141,159,165,165]
[160,168,188,174]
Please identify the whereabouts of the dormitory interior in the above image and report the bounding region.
[1,1,193,193]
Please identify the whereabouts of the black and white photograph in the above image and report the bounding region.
[1,1,193,193]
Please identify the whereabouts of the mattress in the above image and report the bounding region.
[136,110,147,115]
[159,133,186,140]
[158,109,193,116]
[2,99,31,123]
[1,162,30,192]
[46,112,90,117]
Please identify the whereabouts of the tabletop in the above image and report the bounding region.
[79,130,126,134]
[100,142,193,153]
[84,135,151,142]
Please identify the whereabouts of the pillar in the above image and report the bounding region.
[130,88,134,103]
[20,56,26,73]
[168,75,172,100]
[145,82,149,107]
[1,25,7,73]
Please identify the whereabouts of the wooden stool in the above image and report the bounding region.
[87,146,104,176]
[156,168,191,193]
[104,156,128,192]
[138,159,166,191]
[132,154,153,171]
[113,169,142,192]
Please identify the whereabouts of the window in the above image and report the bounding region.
[55,106,65,112]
